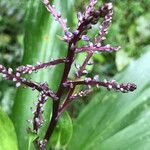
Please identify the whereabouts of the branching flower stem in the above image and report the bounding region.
[0,1,137,149]
[44,0,100,141]
[44,16,90,141]
[44,1,100,140]
[16,58,66,74]
[43,1,136,146]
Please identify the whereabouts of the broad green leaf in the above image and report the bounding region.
[0,107,18,150]
[11,0,74,149]
[50,111,73,149]
[27,131,38,150]
[68,47,150,150]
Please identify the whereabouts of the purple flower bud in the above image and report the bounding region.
[83,70,88,74]
[16,82,21,87]
[87,61,93,65]
[35,117,40,124]
[93,75,99,81]
[37,62,41,65]
[89,42,94,47]
[127,83,137,91]
[111,80,116,83]
[63,19,67,23]
[13,78,17,82]
[8,68,13,74]
[108,84,112,89]
[16,72,20,77]
[65,31,73,38]
[96,84,100,88]
[104,79,107,83]
[106,44,110,48]
[85,77,92,83]
[81,35,89,41]
[120,88,124,92]
[73,30,79,35]
[96,43,101,47]
[115,46,121,51]
[101,37,106,41]
[57,12,61,18]
[75,63,80,69]
[0,65,3,69]
[106,3,113,10]
[43,0,49,5]
[77,12,84,21]
[29,70,32,74]
[70,83,74,88]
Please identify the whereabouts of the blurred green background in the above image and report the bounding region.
[0,0,150,149]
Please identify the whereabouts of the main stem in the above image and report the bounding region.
[44,15,93,144]
[44,43,75,141]
[58,52,93,115]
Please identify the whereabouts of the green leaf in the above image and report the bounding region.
[11,0,74,149]
[68,47,150,150]
[49,111,73,149]
[27,131,38,150]
[0,108,18,150]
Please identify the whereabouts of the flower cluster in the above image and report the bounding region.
[0,0,137,149]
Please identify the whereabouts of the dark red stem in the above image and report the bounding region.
[43,14,94,142]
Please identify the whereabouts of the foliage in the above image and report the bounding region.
[0,107,18,150]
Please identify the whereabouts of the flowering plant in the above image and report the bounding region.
[0,0,136,149]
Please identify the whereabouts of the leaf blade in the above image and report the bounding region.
[0,108,18,150]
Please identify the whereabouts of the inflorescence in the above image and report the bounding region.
[0,0,137,149]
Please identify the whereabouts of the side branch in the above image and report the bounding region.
[58,88,92,116]
[33,93,48,133]
[76,45,121,53]
[69,89,93,100]
[94,3,113,44]
[0,65,58,100]
[43,0,68,32]
[85,0,98,19]
[64,79,137,93]
[16,58,66,74]
[76,52,93,77]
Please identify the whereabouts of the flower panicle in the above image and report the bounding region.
[0,1,137,149]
